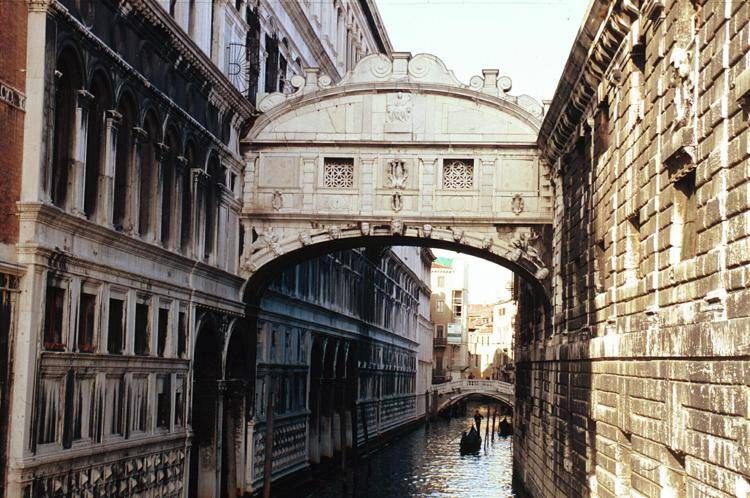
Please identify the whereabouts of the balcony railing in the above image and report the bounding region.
[433,337,447,347]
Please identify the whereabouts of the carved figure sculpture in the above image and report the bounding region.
[360,222,372,236]
[421,224,433,238]
[298,231,312,246]
[669,47,693,129]
[510,230,546,269]
[511,193,525,215]
[390,219,404,236]
[328,225,342,239]
[386,92,412,123]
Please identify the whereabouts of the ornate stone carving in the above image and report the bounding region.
[391,192,403,212]
[421,224,433,238]
[482,236,493,250]
[328,225,341,239]
[261,230,282,256]
[387,159,408,189]
[360,221,372,236]
[324,159,355,188]
[298,231,312,246]
[669,47,694,129]
[509,230,547,276]
[443,160,474,189]
[386,92,412,123]
[271,190,283,210]
[512,193,525,215]
[390,219,404,236]
[452,229,465,244]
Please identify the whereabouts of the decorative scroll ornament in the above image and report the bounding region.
[298,231,312,246]
[360,221,372,236]
[328,225,341,239]
[386,92,412,123]
[390,219,404,236]
[271,190,283,210]
[669,47,693,129]
[387,159,408,189]
[511,194,525,215]
[391,192,403,212]
[421,224,433,238]
[509,230,548,278]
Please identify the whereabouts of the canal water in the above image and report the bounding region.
[299,402,517,498]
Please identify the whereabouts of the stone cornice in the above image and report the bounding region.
[124,0,256,122]
[538,0,638,165]
[357,0,393,54]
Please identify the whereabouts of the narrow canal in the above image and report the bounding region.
[299,401,517,497]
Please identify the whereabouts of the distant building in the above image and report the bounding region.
[429,256,470,382]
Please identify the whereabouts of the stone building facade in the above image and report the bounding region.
[250,245,432,488]
[0,0,398,496]
[514,0,750,497]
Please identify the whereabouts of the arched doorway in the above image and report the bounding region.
[189,317,222,498]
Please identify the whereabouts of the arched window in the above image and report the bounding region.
[50,49,82,208]
[139,110,160,239]
[113,92,137,230]
[161,127,179,246]
[83,72,111,219]
[180,143,195,253]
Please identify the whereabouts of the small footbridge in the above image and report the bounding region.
[430,379,514,414]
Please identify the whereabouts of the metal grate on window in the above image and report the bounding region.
[323,158,355,188]
[442,159,474,189]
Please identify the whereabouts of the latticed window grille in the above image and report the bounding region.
[442,159,474,189]
[323,158,355,188]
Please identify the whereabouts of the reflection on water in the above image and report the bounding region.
[300,403,516,498]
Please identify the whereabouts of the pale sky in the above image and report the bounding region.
[376,0,590,103]
[376,0,589,300]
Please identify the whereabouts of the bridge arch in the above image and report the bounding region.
[240,52,553,305]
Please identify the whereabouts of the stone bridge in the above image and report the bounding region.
[431,379,514,414]
[239,52,554,303]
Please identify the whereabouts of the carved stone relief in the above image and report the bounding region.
[387,159,408,189]
[271,190,283,210]
[511,193,525,215]
[421,224,433,238]
[391,192,403,212]
[390,219,404,236]
[669,47,694,130]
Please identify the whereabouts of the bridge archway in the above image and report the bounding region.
[240,52,553,305]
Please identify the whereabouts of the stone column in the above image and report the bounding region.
[301,154,317,211]
[360,155,376,213]
[98,109,121,226]
[244,418,256,493]
[21,0,52,204]
[153,142,168,246]
[129,126,147,235]
[420,156,437,214]
[70,89,94,216]
[173,155,188,250]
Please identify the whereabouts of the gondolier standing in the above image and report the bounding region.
[473,410,483,433]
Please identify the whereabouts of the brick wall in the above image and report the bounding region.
[515,0,750,496]
[0,0,27,245]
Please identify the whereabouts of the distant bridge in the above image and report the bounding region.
[430,379,514,414]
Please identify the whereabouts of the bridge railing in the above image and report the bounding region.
[431,379,514,397]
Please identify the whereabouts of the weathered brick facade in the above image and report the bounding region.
[515,0,750,496]
[0,0,26,245]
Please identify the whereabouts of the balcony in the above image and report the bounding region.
[433,337,447,348]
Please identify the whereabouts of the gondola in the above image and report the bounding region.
[459,427,482,454]
[497,416,512,437]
